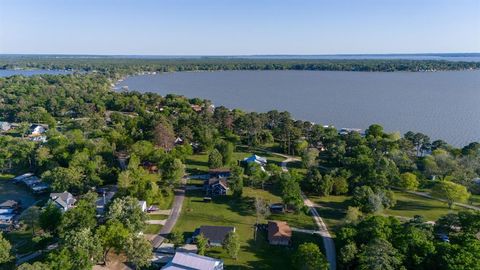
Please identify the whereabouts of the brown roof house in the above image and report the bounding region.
[268,221,292,246]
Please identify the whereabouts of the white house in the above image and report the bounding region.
[243,155,267,166]
[161,252,223,270]
[49,192,76,212]
[138,200,147,212]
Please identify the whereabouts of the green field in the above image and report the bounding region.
[175,187,319,269]
[144,224,163,234]
[311,190,462,233]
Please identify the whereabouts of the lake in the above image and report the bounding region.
[0,69,71,77]
[117,70,480,146]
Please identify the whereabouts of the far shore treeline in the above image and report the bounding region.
[1,55,479,78]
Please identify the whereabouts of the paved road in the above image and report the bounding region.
[151,180,186,248]
[279,155,337,270]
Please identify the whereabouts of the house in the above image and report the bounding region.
[161,252,223,270]
[204,178,228,196]
[208,168,231,178]
[49,192,76,212]
[0,121,11,132]
[29,124,47,136]
[0,214,15,224]
[268,221,292,246]
[191,104,203,112]
[138,200,147,212]
[243,155,267,166]
[193,225,235,247]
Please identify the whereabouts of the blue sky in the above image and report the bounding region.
[0,0,479,55]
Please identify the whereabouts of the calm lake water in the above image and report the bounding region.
[0,69,71,77]
[118,70,480,146]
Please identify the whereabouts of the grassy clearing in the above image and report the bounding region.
[470,194,480,208]
[311,190,461,234]
[144,224,163,234]
[175,187,319,269]
[384,191,457,221]
[147,214,169,220]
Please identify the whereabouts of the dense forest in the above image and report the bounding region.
[1,55,479,78]
[0,70,478,269]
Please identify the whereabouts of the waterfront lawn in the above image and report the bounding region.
[0,174,14,181]
[175,187,318,269]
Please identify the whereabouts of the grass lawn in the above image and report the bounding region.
[147,214,169,220]
[175,187,319,269]
[311,190,462,235]
[144,224,163,234]
[384,191,457,221]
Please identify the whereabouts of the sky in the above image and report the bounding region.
[0,0,479,55]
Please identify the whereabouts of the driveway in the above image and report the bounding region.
[279,154,337,270]
[151,179,186,248]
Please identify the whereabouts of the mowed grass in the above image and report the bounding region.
[311,190,462,234]
[384,191,457,221]
[144,224,163,234]
[175,187,319,269]
[469,194,480,208]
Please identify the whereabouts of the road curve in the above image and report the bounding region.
[280,156,337,270]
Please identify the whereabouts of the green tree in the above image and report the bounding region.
[96,221,130,265]
[125,236,152,269]
[161,158,185,185]
[332,176,349,195]
[106,196,146,234]
[344,206,362,224]
[358,238,403,270]
[208,149,223,169]
[293,242,328,270]
[48,248,74,270]
[431,180,470,208]
[170,230,184,248]
[62,227,102,269]
[397,172,419,191]
[42,166,84,193]
[230,165,244,198]
[222,231,240,260]
[0,232,12,264]
[60,193,97,234]
[196,233,208,256]
[39,202,63,234]
[216,141,234,166]
[302,148,319,168]
[20,206,40,236]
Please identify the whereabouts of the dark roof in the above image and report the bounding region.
[196,225,235,243]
